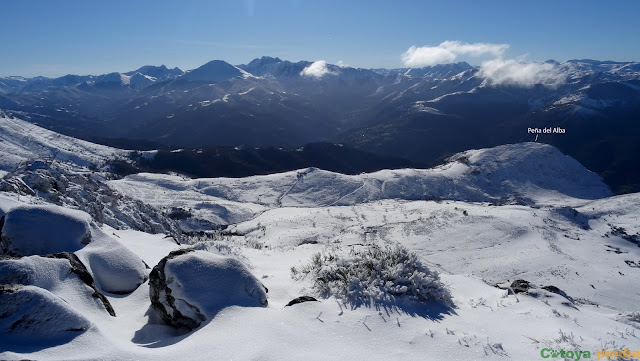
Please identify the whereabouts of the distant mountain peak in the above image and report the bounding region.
[180,60,251,82]
[249,56,283,65]
[238,57,312,77]
[125,65,184,80]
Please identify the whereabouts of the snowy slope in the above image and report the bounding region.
[109,142,611,228]
[0,110,127,172]
[2,192,639,360]
[0,112,180,235]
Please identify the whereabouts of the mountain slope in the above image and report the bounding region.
[108,142,612,228]
[0,110,126,172]
[179,60,252,82]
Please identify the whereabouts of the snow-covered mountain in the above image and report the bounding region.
[124,64,184,80]
[108,142,612,229]
[179,60,253,82]
[1,110,639,360]
[2,57,638,194]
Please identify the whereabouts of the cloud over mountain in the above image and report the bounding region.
[300,60,335,78]
[401,41,509,67]
[478,58,567,88]
[401,40,567,87]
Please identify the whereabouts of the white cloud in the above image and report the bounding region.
[400,40,567,88]
[300,60,335,78]
[401,41,509,67]
[478,58,567,88]
[336,60,348,68]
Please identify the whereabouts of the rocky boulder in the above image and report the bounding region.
[509,279,533,294]
[0,253,115,316]
[0,204,91,256]
[149,249,268,330]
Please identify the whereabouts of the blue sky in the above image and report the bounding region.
[1,0,639,77]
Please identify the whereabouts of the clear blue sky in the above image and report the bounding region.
[1,0,639,77]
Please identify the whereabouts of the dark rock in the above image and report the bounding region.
[0,205,92,256]
[541,285,575,303]
[167,207,192,220]
[509,279,532,294]
[625,260,639,268]
[285,296,318,307]
[0,283,21,294]
[609,225,640,247]
[149,249,202,330]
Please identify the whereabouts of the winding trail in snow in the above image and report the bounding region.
[276,176,301,207]
[325,179,367,207]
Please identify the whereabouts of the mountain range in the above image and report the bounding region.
[1,57,639,193]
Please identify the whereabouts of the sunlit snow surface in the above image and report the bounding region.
[0,111,127,171]
[1,115,639,360]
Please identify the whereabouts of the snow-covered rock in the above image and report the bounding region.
[76,227,148,294]
[149,249,268,330]
[0,204,92,256]
[0,198,148,295]
[0,253,115,316]
[0,284,90,337]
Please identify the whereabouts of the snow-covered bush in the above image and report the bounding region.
[617,311,640,328]
[291,244,452,305]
